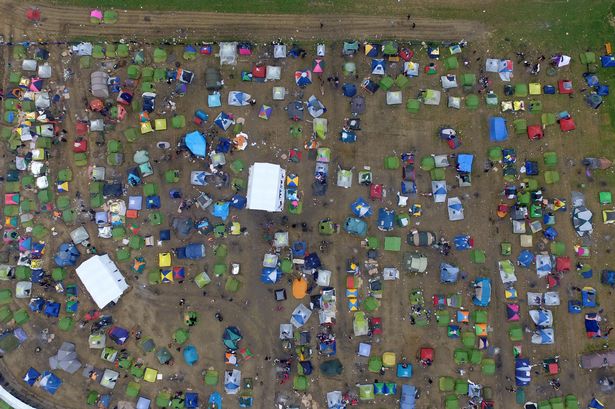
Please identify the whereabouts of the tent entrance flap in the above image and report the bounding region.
[247,163,286,212]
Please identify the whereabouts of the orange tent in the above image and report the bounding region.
[292,278,308,299]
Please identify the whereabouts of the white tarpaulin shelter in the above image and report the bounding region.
[247,162,285,212]
[91,71,109,98]
[219,42,238,65]
[266,66,281,80]
[76,255,128,309]
[386,91,402,105]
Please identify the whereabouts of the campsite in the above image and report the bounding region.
[1,2,615,409]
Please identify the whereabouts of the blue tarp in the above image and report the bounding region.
[453,235,472,250]
[39,371,62,395]
[23,367,40,386]
[440,263,460,283]
[43,301,60,318]
[212,201,230,221]
[185,131,206,157]
[54,243,80,267]
[457,154,473,173]
[183,345,199,365]
[261,267,282,284]
[515,358,531,386]
[377,208,395,231]
[601,55,615,68]
[489,116,508,142]
[517,250,534,268]
[473,277,491,306]
[400,384,416,409]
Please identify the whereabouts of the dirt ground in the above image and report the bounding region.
[1,4,615,409]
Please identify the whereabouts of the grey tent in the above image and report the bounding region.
[351,95,365,114]
[49,342,82,374]
[206,67,223,91]
[287,100,304,120]
[581,351,615,369]
[91,71,110,98]
[172,217,194,238]
[572,206,593,236]
[70,226,90,245]
[320,359,343,376]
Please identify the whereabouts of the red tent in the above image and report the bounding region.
[72,139,88,153]
[370,184,383,200]
[399,48,414,62]
[25,7,41,22]
[75,122,88,136]
[527,124,543,140]
[252,65,265,79]
[559,117,576,132]
[419,347,434,366]
[558,79,573,94]
[89,99,104,111]
[555,256,571,272]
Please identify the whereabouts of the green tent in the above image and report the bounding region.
[465,94,479,110]
[62,209,76,223]
[91,194,104,208]
[125,381,140,398]
[58,317,74,331]
[363,296,380,312]
[436,310,450,326]
[550,397,564,409]
[368,356,382,372]
[542,113,557,127]
[117,44,129,58]
[454,379,469,395]
[87,390,100,405]
[406,98,421,113]
[230,159,246,174]
[139,337,156,353]
[600,192,613,205]
[544,171,560,184]
[395,74,410,89]
[565,394,579,409]
[453,349,469,364]
[92,45,105,59]
[367,236,380,249]
[461,331,476,348]
[164,170,180,184]
[0,289,13,305]
[0,332,19,352]
[579,52,596,64]
[293,375,308,391]
[515,83,528,97]
[156,391,171,408]
[379,76,395,91]
[439,376,455,392]
[143,183,158,196]
[13,45,26,59]
[481,358,496,375]
[130,363,145,379]
[58,168,73,182]
[148,212,163,225]
[105,43,116,58]
[529,100,543,113]
[473,310,488,324]
[513,119,527,134]
[470,249,486,264]
[9,71,22,84]
[51,268,66,281]
[445,56,459,70]
[509,324,523,341]
[204,369,219,386]
[0,305,13,323]
[384,156,400,169]
[171,115,186,129]
[112,226,126,240]
[20,199,34,213]
[214,263,227,276]
[431,168,446,181]
[123,127,138,143]
[79,56,92,69]
[153,48,168,63]
[543,152,558,166]
[4,205,18,217]
[469,349,483,365]
[107,140,122,154]
[461,73,476,87]
[173,328,189,345]
[445,395,460,409]
[142,67,155,82]
[358,384,375,400]
[280,259,293,273]
[420,156,435,171]
[127,65,141,80]
[14,308,29,325]
[194,272,211,288]
[15,266,32,281]
[103,10,118,23]
[129,235,144,250]
[225,277,240,292]
[319,358,343,376]
[384,237,401,252]
[538,401,552,409]
[89,181,103,195]
[116,248,131,262]
[154,68,166,82]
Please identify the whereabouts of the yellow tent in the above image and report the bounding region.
[230,222,241,235]
[154,118,167,131]
[57,181,69,192]
[158,252,172,267]
[382,352,396,368]
[144,367,158,383]
[160,270,173,283]
[140,121,153,134]
[529,83,542,95]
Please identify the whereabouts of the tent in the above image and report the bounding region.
[473,278,491,306]
[572,206,593,236]
[225,369,241,394]
[76,255,128,309]
[54,243,80,267]
[184,131,206,158]
[307,95,326,117]
[291,304,312,328]
[295,70,312,87]
[386,91,402,105]
[183,345,199,365]
[49,342,81,374]
[530,309,553,327]
[39,371,62,395]
[91,71,109,98]
[489,117,508,141]
[371,59,386,75]
[228,91,252,106]
[532,328,554,344]
[440,263,460,283]
[447,197,464,221]
[247,162,285,212]
[423,89,441,105]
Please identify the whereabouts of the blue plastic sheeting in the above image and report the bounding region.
[400,384,416,409]
[456,154,473,173]
[23,368,40,386]
[39,371,62,395]
[212,201,230,221]
[185,131,207,157]
[489,116,508,141]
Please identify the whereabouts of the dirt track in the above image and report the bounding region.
[0,0,487,42]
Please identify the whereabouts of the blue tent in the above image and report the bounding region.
[159,229,171,241]
[39,371,62,395]
[601,55,615,68]
[440,263,460,283]
[29,297,45,312]
[533,328,554,344]
[261,267,282,284]
[396,363,412,378]
[472,277,491,306]
[216,137,231,153]
[456,154,473,173]
[184,131,206,157]
[44,301,60,318]
[377,208,395,231]
[489,116,508,142]
[209,392,223,408]
[146,195,161,209]
[340,129,357,143]
[183,345,199,366]
[597,84,609,96]
[568,300,582,314]
[342,83,357,97]
[23,367,40,386]
[127,168,141,186]
[230,194,247,209]
[214,112,234,131]
[584,74,600,87]
[31,269,45,283]
[517,250,534,268]
[589,398,605,409]
[185,392,199,408]
[292,241,307,258]
[601,269,615,286]
[304,253,321,269]
[544,226,558,240]
[582,287,597,307]
[54,243,80,267]
[351,197,373,218]
[295,70,312,87]
[176,243,205,260]
[136,397,151,409]
[344,217,368,237]
[453,235,472,250]
[525,161,539,176]
[371,59,386,75]
[212,201,230,221]
[515,358,531,386]
[109,326,130,345]
[400,384,416,409]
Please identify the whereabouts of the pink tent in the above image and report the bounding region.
[90,9,103,21]
[312,59,325,74]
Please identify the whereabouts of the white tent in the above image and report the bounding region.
[38,63,52,79]
[327,391,343,409]
[386,91,402,105]
[224,369,241,394]
[15,282,32,298]
[317,269,332,286]
[76,255,128,309]
[219,42,238,65]
[100,369,119,389]
[316,44,326,57]
[35,92,50,109]
[266,66,281,80]
[22,59,37,71]
[49,342,82,374]
[91,71,109,98]
[279,323,293,339]
[274,44,287,58]
[272,86,286,100]
[432,180,447,203]
[441,74,458,89]
[290,304,312,328]
[404,61,419,77]
[448,96,461,109]
[228,91,251,106]
[447,197,464,221]
[247,163,285,212]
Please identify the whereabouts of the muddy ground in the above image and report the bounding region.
[1,4,615,409]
